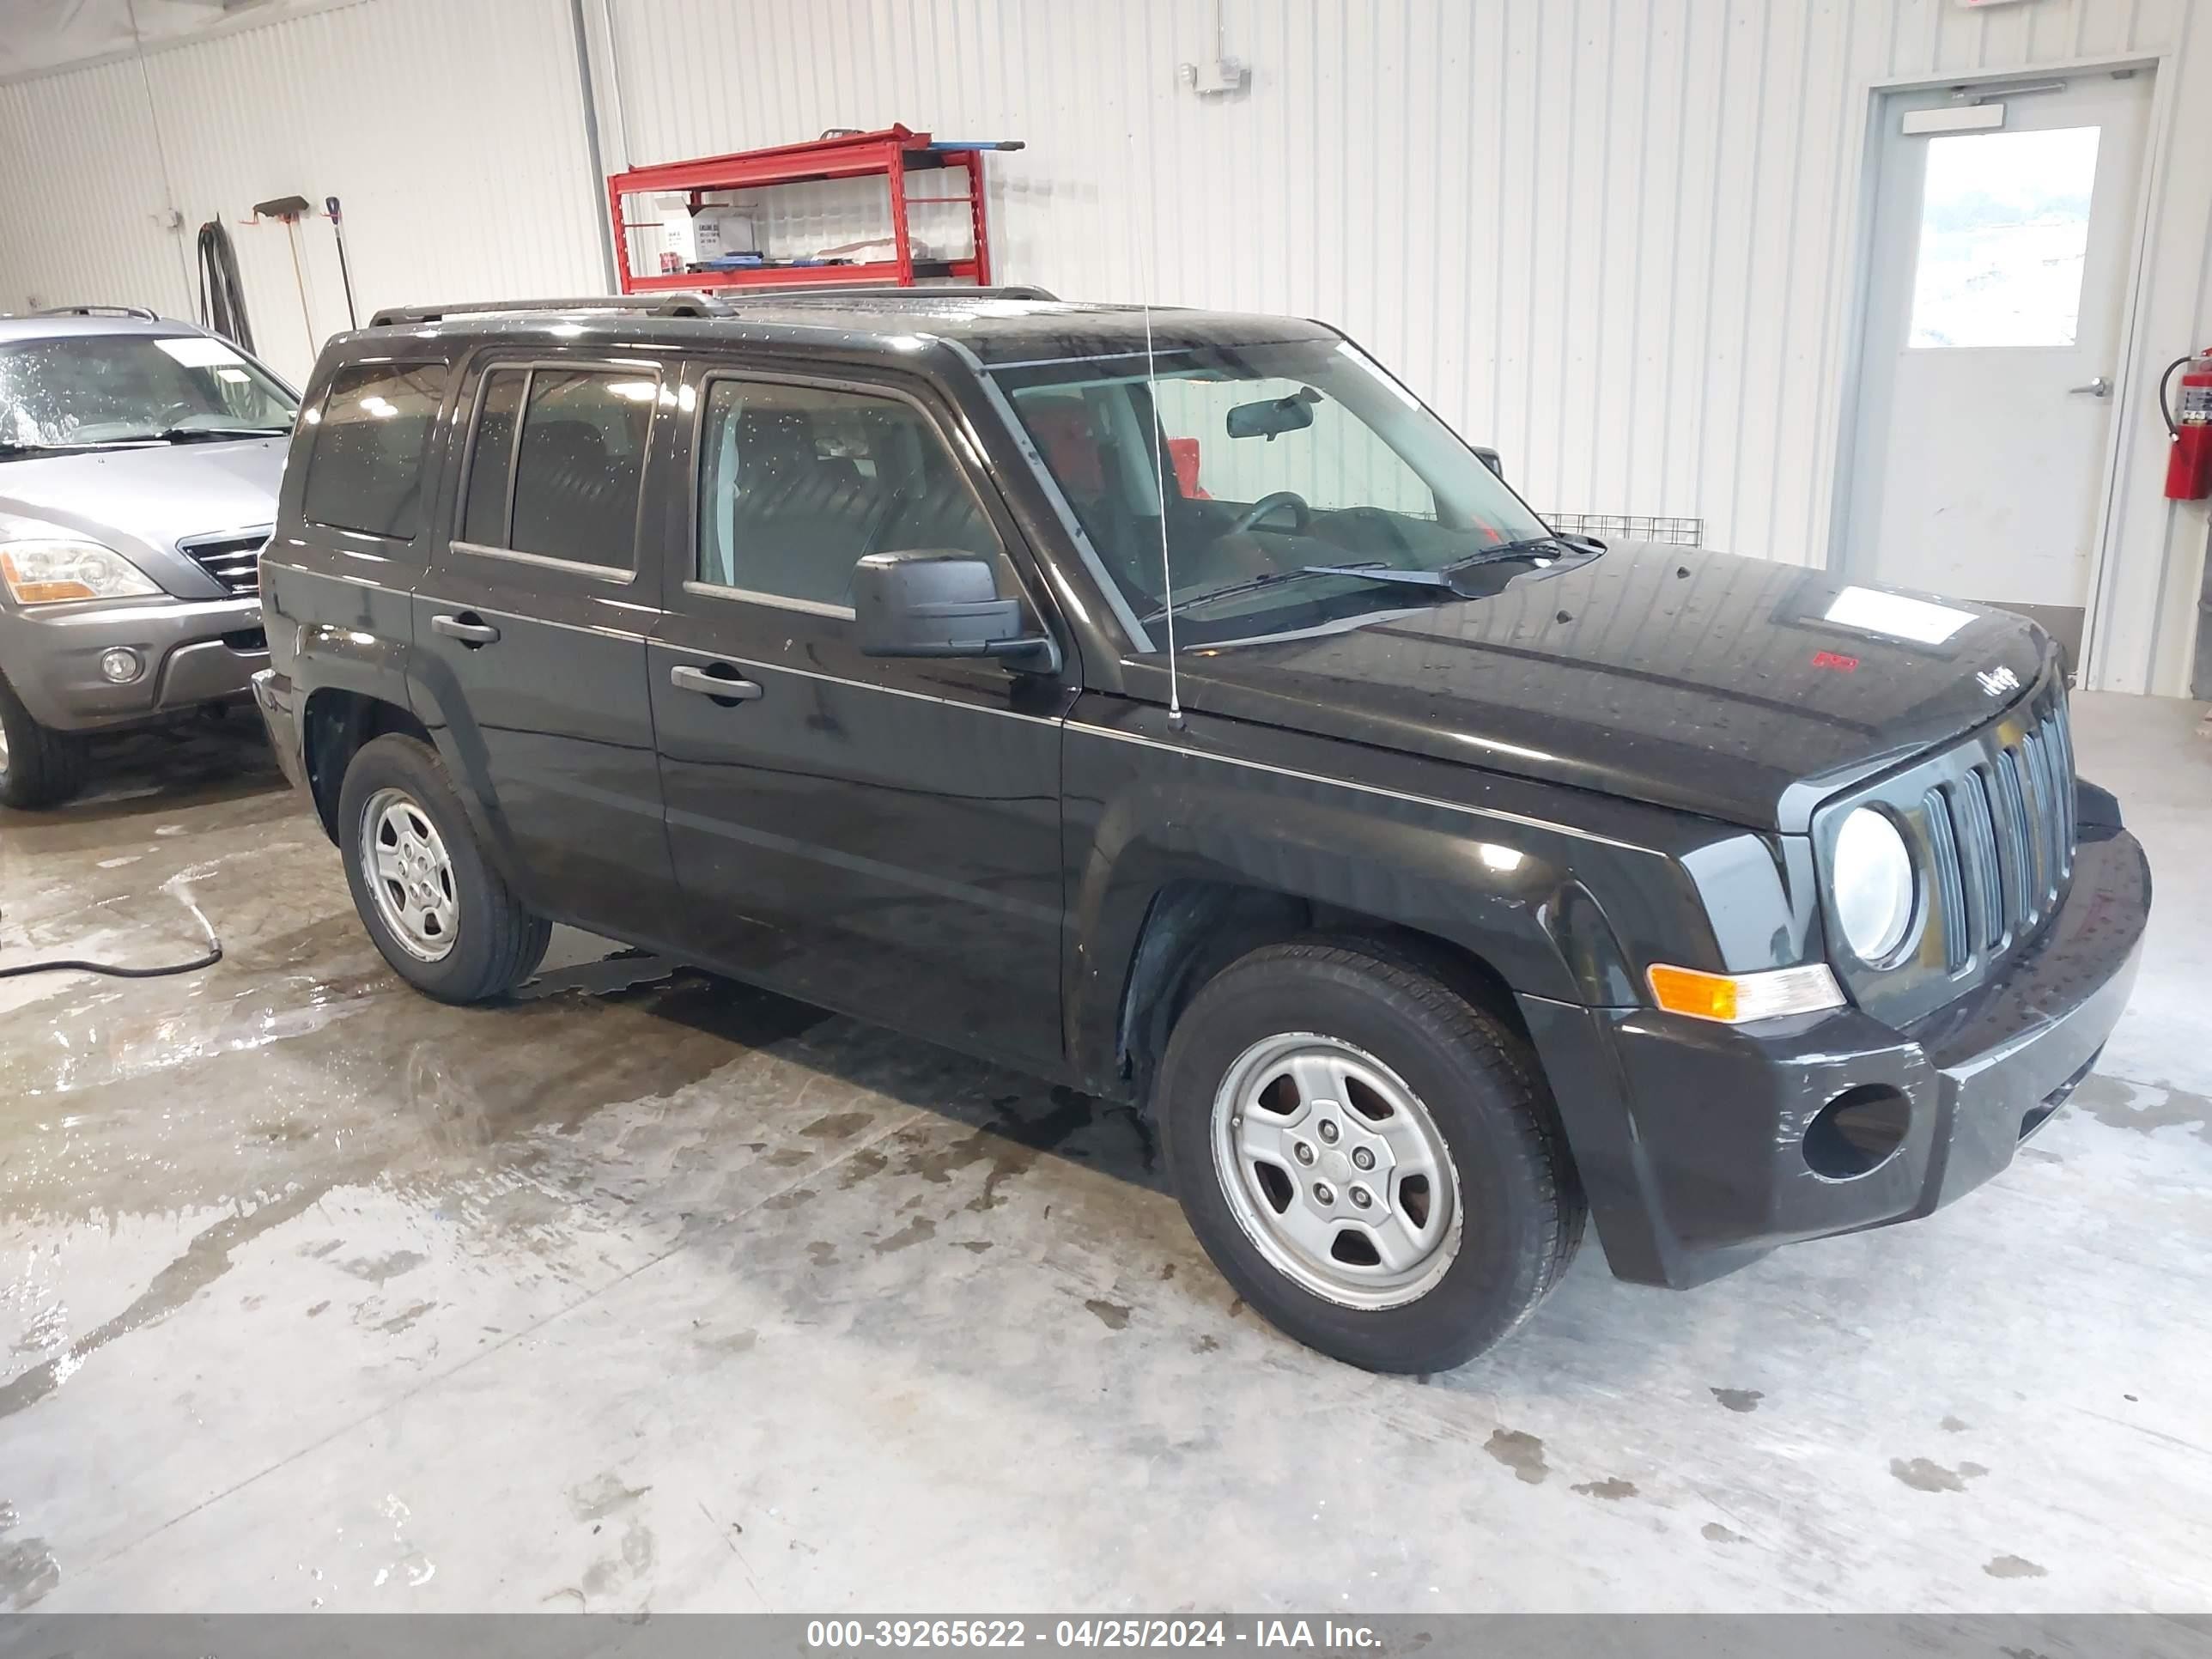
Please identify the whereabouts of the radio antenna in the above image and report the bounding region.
[1140,274,1183,727]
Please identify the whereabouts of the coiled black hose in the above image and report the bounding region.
[194,220,254,352]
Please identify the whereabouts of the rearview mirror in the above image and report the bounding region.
[853,550,1058,670]
[1225,386,1319,441]
[1474,447,1504,479]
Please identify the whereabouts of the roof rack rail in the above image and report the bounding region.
[368,294,731,327]
[711,283,1060,302]
[36,304,161,321]
[369,284,1060,329]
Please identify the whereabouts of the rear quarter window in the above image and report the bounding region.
[301,361,450,539]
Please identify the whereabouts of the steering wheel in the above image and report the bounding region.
[1222,490,1313,538]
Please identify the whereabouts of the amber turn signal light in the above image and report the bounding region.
[1646,962,1844,1024]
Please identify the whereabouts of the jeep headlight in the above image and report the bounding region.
[1832,807,1916,962]
[0,538,161,605]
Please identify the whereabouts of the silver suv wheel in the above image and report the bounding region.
[360,787,459,961]
[1211,1031,1462,1310]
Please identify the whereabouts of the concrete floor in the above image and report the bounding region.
[1,696,2208,1615]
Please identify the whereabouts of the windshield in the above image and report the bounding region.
[0,333,297,452]
[999,338,1551,645]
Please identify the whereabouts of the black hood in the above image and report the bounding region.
[1164,541,2055,833]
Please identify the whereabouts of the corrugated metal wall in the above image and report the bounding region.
[597,0,2212,696]
[2,0,2206,692]
[0,0,608,385]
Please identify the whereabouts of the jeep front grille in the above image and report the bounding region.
[1815,665,2075,1030]
[178,531,268,596]
[1923,696,2076,969]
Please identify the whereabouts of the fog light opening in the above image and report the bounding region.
[98,647,144,684]
[1802,1085,1911,1180]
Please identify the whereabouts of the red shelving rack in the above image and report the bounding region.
[608,125,1003,295]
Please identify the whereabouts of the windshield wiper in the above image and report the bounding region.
[1444,534,1573,571]
[148,425,292,443]
[1141,561,1467,623]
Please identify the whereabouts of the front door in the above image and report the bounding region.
[1841,70,2153,663]
[411,353,678,935]
[647,363,1073,1073]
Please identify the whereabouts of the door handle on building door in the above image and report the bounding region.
[2067,376,2112,398]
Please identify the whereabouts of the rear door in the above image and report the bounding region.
[410,350,680,937]
[647,359,1074,1072]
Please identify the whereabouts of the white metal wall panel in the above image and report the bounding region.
[599,0,2212,695]
[136,0,608,383]
[0,57,192,320]
[0,0,606,385]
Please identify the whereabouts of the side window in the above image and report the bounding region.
[301,362,449,538]
[454,365,655,570]
[697,379,999,609]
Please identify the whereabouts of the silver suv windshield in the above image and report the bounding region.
[0,333,297,453]
[997,337,1552,646]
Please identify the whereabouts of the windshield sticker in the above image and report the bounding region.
[156,337,245,368]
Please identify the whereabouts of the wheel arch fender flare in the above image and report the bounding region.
[1066,780,1653,1091]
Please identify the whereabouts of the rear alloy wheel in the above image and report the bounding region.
[1158,938,1584,1373]
[360,787,460,962]
[337,733,550,1003]
[0,672,88,811]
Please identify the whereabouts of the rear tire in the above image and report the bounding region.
[1157,937,1583,1373]
[337,733,549,1003]
[0,673,88,810]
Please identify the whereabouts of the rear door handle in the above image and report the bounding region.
[670,663,763,701]
[432,612,501,646]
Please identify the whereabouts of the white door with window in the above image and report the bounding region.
[1841,71,2152,663]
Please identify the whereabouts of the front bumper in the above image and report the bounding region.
[1522,820,2150,1289]
[0,593,268,732]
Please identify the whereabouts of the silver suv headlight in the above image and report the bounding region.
[0,538,161,605]
[1832,806,1916,962]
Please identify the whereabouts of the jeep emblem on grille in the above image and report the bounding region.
[1977,665,2021,697]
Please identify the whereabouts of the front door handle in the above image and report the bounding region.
[670,663,763,701]
[2067,376,2113,398]
[432,612,501,646]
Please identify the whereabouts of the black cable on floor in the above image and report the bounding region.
[0,943,222,981]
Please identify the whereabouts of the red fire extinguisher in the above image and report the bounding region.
[2162,347,2212,501]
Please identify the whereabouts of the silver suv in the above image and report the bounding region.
[0,307,296,807]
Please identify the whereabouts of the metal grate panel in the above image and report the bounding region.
[1543,513,1704,547]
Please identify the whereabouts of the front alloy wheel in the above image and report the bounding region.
[1212,1033,1462,1309]
[1158,938,1584,1372]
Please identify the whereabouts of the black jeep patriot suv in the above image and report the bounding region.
[254,289,2149,1372]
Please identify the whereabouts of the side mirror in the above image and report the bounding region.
[1474,447,1504,479]
[853,550,1058,670]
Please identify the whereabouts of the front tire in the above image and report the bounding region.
[0,673,88,810]
[1157,938,1583,1373]
[337,733,550,1003]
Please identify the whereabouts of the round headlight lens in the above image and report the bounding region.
[1832,807,1916,962]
